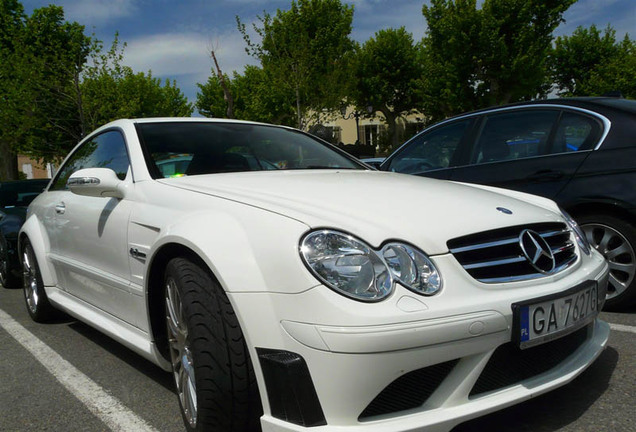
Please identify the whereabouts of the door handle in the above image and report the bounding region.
[526,170,564,181]
[55,203,66,214]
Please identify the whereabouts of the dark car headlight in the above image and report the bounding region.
[300,230,442,301]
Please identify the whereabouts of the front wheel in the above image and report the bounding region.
[578,214,636,310]
[22,238,56,322]
[164,257,262,432]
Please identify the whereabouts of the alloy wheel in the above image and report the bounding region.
[23,247,40,313]
[582,223,636,301]
[166,277,197,428]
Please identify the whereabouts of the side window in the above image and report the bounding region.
[387,120,470,174]
[473,110,559,164]
[51,130,130,191]
[549,112,600,154]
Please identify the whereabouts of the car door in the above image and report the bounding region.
[44,130,137,325]
[382,118,476,180]
[449,108,601,199]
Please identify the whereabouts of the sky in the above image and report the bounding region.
[21,0,636,105]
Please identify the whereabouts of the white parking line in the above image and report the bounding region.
[609,323,636,334]
[0,308,159,432]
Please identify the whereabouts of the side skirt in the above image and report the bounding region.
[46,286,171,371]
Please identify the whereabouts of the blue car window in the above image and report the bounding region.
[550,112,599,154]
[473,110,558,164]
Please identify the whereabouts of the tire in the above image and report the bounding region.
[0,233,21,288]
[578,213,636,310]
[164,257,262,432]
[22,238,56,322]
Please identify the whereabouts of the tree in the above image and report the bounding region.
[210,49,234,118]
[0,14,193,181]
[350,27,422,151]
[0,2,90,179]
[81,36,193,132]
[0,0,26,180]
[419,0,575,121]
[550,25,636,97]
[238,0,354,129]
[196,74,230,119]
[196,65,296,125]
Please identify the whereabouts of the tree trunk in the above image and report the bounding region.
[0,140,19,181]
[381,108,400,152]
[295,84,303,130]
[211,50,234,119]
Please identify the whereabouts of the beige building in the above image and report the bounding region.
[17,155,54,179]
[317,106,427,157]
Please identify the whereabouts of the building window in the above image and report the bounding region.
[359,124,386,146]
[325,126,342,144]
[404,120,426,141]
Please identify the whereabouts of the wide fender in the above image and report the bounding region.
[147,206,319,294]
[19,214,57,287]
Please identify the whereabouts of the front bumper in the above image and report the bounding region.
[229,251,610,432]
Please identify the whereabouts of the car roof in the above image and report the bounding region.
[518,97,636,114]
[440,97,635,121]
[129,117,268,125]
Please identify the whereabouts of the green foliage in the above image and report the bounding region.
[238,0,354,129]
[196,65,296,125]
[350,27,422,148]
[0,3,192,177]
[196,74,228,119]
[420,0,575,121]
[550,25,636,97]
[81,36,193,131]
[0,2,90,178]
[0,0,26,179]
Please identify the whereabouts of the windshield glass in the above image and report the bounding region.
[137,122,364,178]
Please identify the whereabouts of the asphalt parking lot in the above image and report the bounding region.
[1,285,634,432]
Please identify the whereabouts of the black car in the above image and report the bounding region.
[381,97,636,309]
[0,179,49,288]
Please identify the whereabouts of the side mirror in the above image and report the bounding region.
[67,168,125,199]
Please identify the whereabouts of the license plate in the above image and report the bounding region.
[513,281,599,349]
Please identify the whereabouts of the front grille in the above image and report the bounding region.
[358,359,458,421]
[470,324,590,397]
[448,222,577,283]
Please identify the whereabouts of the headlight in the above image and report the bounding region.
[561,209,591,255]
[300,230,442,301]
[382,243,442,295]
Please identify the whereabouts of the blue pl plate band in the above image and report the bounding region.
[520,306,530,342]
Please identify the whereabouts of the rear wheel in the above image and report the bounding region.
[22,239,56,322]
[164,257,262,432]
[578,214,636,310]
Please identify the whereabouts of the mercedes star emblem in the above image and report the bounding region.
[519,229,555,273]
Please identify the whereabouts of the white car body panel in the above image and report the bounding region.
[19,118,610,432]
[161,170,561,254]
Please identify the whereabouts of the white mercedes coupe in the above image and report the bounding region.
[20,118,610,432]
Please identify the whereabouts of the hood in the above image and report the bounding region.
[158,170,562,255]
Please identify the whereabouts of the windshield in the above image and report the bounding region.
[137,122,364,178]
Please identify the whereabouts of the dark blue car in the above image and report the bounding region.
[0,179,49,288]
